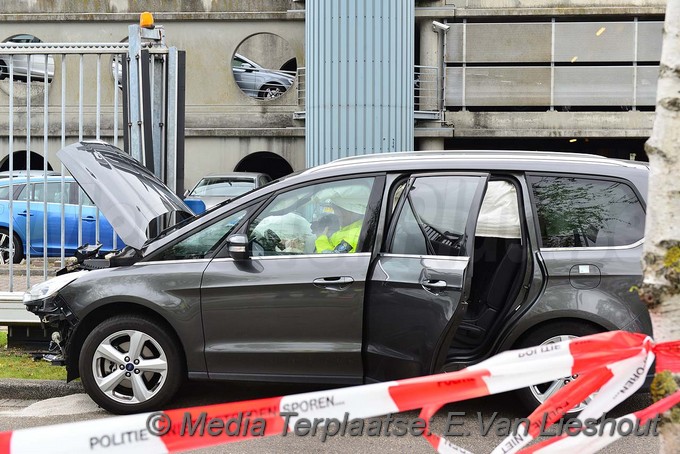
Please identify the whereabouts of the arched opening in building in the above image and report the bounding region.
[234,152,293,180]
[0,151,54,172]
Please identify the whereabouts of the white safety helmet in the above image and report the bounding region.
[316,184,371,214]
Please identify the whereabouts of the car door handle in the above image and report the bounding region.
[421,279,447,291]
[313,276,354,291]
[82,216,96,222]
[18,211,34,217]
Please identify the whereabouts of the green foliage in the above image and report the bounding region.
[0,334,66,380]
[651,371,680,424]
[664,246,680,273]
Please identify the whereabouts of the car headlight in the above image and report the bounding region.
[23,271,89,304]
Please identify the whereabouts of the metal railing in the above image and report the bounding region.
[0,27,183,294]
[293,65,441,120]
[0,43,128,291]
[296,67,306,110]
[414,65,441,120]
[444,19,662,109]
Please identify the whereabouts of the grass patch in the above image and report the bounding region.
[0,331,67,380]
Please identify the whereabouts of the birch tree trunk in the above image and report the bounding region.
[642,0,680,450]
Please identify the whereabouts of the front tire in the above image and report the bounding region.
[514,321,603,415]
[79,314,184,414]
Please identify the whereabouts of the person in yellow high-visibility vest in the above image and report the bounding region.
[314,184,371,253]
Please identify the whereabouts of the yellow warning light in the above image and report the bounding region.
[140,11,155,29]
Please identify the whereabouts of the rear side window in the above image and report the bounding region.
[0,185,11,200]
[529,176,645,248]
[390,175,485,256]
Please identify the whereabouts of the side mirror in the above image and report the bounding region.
[183,189,190,198]
[241,63,254,71]
[227,234,250,261]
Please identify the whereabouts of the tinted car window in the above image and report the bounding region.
[0,185,11,200]
[156,209,246,260]
[390,176,482,256]
[248,177,375,255]
[530,176,645,248]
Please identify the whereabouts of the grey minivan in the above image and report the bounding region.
[25,141,652,414]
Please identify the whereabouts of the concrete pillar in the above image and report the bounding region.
[416,18,446,151]
[418,18,440,113]
[417,137,445,150]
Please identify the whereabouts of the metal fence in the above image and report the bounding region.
[294,65,441,120]
[0,25,184,293]
[414,65,441,120]
[0,43,127,291]
[444,19,663,109]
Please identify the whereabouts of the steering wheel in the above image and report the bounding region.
[264,229,285,251]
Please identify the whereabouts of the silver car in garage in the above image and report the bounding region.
[231,53,295,100]
[0,34,55,82]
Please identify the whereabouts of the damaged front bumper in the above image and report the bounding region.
[25,293,79,367]
[23,270,89,373]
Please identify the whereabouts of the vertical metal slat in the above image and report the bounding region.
[78,54,83,248]
[8,56,14,291]
[60,54,66,268]
[96,54,101,244]
[43,54,49,280]
[25,54,32,288]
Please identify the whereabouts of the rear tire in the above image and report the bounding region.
[79,314,185,414]
[0,227,24,264]
[514,321,603,415]
[259,83,285,100]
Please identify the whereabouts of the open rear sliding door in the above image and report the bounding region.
[364,173,489,382]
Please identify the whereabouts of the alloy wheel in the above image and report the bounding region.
[528,334,593,412]
[91,329,168,405]
[263,85,283,99]
[0,231,15,264]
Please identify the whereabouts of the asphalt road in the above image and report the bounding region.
[0,381,660,454]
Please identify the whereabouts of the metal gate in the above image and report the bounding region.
[0,19,185,293]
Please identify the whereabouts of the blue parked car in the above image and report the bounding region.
[0,174,122,263]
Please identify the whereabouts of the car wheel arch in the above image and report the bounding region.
[66,302,187,381]
[505,316,611,352]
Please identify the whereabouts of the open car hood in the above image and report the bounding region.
[57,141,193,250]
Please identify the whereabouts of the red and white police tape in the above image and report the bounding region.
[1,330,679,454]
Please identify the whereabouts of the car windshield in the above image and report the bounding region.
[189,178,256,197]
[144,171,300,250]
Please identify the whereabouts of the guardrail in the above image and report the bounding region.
[0,291,35,325]
[0,291,45,349]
